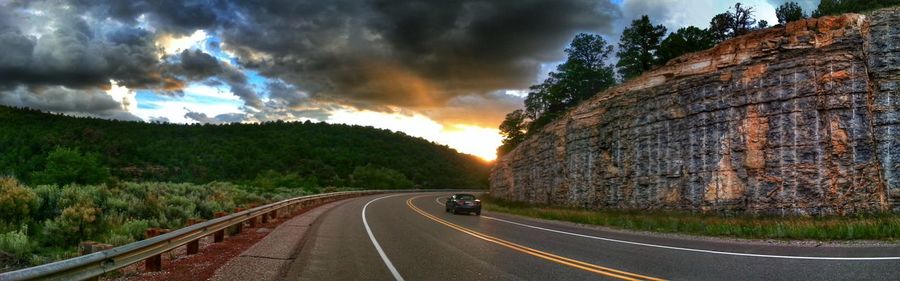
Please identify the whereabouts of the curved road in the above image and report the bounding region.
[284,193,900,281]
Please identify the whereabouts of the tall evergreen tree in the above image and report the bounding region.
[708,3,761,42]
[497,109,528,156]
[656,26,716,65]
[812,0,900,17]
[499,33,617,155]
[616,15,667,80]
[776,1,806,24]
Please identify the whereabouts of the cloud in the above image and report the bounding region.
[417,92,524,128]
[214,0,621,111]
[168,49,263,109]
[765,0,820,15]
[3,0,628,126]
[0,85,141,121]
[0,6,181,91]
[183,110,246,124]
[148,116,170,123]
[176,49,222,80]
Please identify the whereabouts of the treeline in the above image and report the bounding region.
[497,1,897,156]
[0,106,490,190]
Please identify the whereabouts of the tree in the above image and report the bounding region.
[31,147,110,185]
[731,3,757,36]
[350,165,414,189]
[812,0,900,17]
[499,33,618,156]
[616,15,667,80]
[0,177,38,222]
[0,106,490,189]
[656,26,716,65]
[556,34,617,105]
[708,3,761,42]
[776,2,806,24]
[709,13,734,42]
[497,109,528,156]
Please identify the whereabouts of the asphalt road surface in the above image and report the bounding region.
[284,193,900,281]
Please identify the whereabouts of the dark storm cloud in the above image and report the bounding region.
[0,6,178,91]
[215,0,621,110]
[168,49,263,109]
[4,0,625,125]
[70,0,229,35]
[176,49,222,80]
[0,85,141,121]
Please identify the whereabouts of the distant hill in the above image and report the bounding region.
[0,106,490,189]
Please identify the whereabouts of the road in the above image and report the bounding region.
[284,193,900,281]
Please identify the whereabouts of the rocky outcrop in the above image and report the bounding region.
[490,8,900,215]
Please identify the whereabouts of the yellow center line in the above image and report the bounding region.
[406,196,666,281]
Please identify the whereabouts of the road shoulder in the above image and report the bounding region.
[210,199,354,281]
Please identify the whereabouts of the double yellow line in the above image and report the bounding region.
[406,197,665,281]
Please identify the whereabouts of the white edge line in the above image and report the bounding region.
[430,195,900,261]
[363,194,406,281]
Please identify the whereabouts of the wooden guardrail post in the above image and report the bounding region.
[261,211,269,223]
[233,208,245,234]
[144,228,170,272]
[81,239,113,279]
[213,212,227,242]
[247,204,259,227]
[79,241,112,256]
[185,219,203,255]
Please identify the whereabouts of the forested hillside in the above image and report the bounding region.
[0,106,489,189]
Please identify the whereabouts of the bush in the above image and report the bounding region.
[0,225,33,262]
[31,185,63,221]
[43,202,101,245]
[0,177,38,222]
[30,147,110,186]
[2,180,326,266]
[350,165,414,189]
[251,170,319,191]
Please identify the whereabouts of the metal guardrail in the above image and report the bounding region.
[0,189,437,281]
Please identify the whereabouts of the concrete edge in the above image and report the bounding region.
[209,197,360,281]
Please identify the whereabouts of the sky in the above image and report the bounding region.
[0,0,816,161]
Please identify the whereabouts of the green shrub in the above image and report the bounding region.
[30,147,110,186]
[351,165,414,189]
[0,177,38,222]
[31,185,63,221]
[0,225,34,262]
[43,202,101,245]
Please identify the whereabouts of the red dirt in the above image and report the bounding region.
[105,207,317,281]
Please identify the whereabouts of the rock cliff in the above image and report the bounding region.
[490,8,900,215]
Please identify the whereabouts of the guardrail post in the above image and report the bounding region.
[247,204,258,228]
[261,211,269,223]
[249,215,258,227]
[186,219,203,255]
[214,212,227,242]
[144,228,170,272]
[79,241,112,256]
[233,208,245,234]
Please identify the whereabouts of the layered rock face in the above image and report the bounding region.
[490,8,900,215]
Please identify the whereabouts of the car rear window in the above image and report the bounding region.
[456,194,475,200]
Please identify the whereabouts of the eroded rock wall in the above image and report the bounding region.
[490,8,900,215]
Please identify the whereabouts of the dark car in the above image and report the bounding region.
[445,194,481,215]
